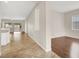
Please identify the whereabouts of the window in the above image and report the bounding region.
[72,16,79,30]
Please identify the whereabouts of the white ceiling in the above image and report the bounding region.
[0,1,79,20]
[0,1,38,20]
[47,1,79,13]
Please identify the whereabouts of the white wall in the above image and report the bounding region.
[45,2,79,51]
[27,2,66,52]
[64,9,79,39]
[27,2,46,51]
[46,2,65,51]
[0,20,1,28]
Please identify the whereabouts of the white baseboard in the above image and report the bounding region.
[33,38,47,52]
[45,49,51,52]
[32,36,51,52]
[28,34,49,52]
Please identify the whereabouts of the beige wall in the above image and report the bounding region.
[64,9,79,39]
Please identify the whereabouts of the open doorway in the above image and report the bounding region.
[1,20,25,33]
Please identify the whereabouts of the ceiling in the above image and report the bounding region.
[0,1,38,20]
[47,1,79,13]
[0,1,79,20]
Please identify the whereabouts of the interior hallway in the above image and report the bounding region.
[0,32,59,58]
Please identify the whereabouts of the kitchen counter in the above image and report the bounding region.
[0,28,10,33]
[0,28,10,46]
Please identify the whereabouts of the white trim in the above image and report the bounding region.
[2,17,26,20]
[28,34,49,52]
[66,35,79,39]
[45,49,51,52]
[33,37,47,52]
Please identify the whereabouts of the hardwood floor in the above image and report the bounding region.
[51,36,79,58]
[0,32,59,58]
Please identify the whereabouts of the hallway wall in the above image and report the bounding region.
[27,2,46,51]
[27,2,66,52]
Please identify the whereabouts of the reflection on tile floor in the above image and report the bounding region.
[0,32,60,58]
